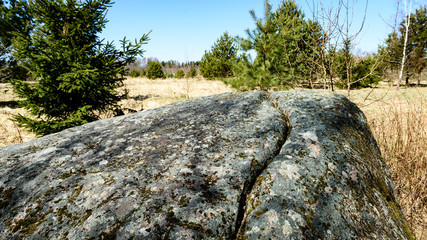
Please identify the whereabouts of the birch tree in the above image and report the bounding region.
[397,0,413,89]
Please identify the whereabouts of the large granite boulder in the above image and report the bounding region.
[0,90,413,239]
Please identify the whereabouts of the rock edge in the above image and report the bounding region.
[0,90,413,239]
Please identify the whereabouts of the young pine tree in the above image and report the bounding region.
[145,61,165,79]
[186,66,197,78]
[232,0,276,90]
[270,0,308,87]
[10,0,149,135]
[232,0,320,90]
[200,32,238,79]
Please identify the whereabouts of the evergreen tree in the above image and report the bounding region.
[0,0,30,82]
[334,39,353,89]
[409,6,426,85]
[300,19,323,88]
[129,69,140,78]
[232,0,277,90]
[232,0,322,90]
[146,61,165,79]
[351,55,382,88]
[335,37,384,90]
[270,0,308,86]
[334,51,382,89]
[10,0,149,135]
[186,66,197,78]
[200,32,238,79]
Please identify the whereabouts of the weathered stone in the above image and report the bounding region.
[0,90,413,239]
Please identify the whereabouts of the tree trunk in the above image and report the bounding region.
[398,0,413,89]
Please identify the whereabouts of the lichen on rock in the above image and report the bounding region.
[0,90,413,239]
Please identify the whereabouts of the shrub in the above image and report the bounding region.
[146,61,165,79]
[129,69,140,78]
[335,55,382,89]
[186,66,197,78]
[175,69,185,79]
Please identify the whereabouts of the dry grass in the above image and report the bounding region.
[118,77,234,110]
[337,83,426,239]
[0,78,425,238]
[0,83,36,147]
[0,107,36,147]
[0,77,234,147]
[371,100,426,239]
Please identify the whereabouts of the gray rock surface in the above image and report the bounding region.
[0,90,413,239]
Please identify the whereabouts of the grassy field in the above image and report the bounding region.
[0,77,235,147]
[0,77,425,238]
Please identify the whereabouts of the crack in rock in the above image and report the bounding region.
[231,93,290,239]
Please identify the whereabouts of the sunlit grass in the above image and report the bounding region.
[118,77,234,110]
[0,77,234,147]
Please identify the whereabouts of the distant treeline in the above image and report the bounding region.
[125,57,200,79]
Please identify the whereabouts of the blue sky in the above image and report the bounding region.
[99,0,415,63]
